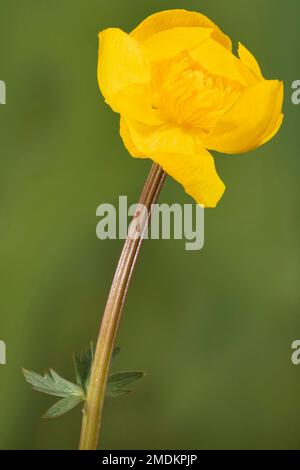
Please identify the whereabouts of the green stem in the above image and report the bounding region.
[79,163,166,450]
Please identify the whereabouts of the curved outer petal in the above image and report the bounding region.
[119,117,225,207]
[121,117,196,155]
[238,42,263,79]
[204,80,284,154]
[141,26,212,62]
[98,28,150,111]
[189,38,254,86]
[260,113,284,146]
[150,150,225,207]
[120,116,145,157]
[114,84,163,125]
[130,9,232,50]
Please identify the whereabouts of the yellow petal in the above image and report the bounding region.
[120,109,225,207]
[150,150,225,207]
[120,117,145,157]
[189,38,248,86]
[131,9,232,50]
[260,113,284,146]
[114,84,163,125]
[238,42,263,79]
[122,117,196,155]
[98,28,150,110]
[141,27,212,62]
[204,80,284,154]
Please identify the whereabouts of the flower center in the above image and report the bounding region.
[151,54,242,133]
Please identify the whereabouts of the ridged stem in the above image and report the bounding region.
[79,163,166,450]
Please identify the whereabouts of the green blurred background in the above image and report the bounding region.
[0,0,299,450]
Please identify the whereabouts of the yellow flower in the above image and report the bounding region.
[97,9,284,207]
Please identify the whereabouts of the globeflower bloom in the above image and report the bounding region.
[97,9,284,207]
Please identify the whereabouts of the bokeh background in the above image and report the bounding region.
[0,0,299,450]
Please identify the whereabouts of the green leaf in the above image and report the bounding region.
[106,371,145,397]
[23,344,145,419]
[108,371,145,387]
[49,369,84,396]
[106,388,131,398]
[22,368,83,398]
[43,395,83,419]
[73,342,94,392]
[73,344,121,393]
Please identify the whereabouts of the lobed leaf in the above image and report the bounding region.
[73,342,94,392]
[22,368,83,398]
[106,371,145,397]
[43,395,83,419]
[23,344,145,419]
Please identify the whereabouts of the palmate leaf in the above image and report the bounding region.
[73,344,121,392]
[23,367,85,419]
[23,345,144,418]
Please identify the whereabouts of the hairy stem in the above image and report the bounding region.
[79,163,166,450]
